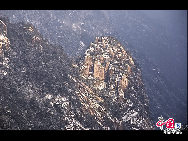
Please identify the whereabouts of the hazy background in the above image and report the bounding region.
[0,10,187,128]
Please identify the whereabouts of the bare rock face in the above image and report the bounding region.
[79,36,138,95]
[78,36,153,129]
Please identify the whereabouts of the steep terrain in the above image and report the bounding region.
[0,10,113,57]
[0,17,85,129]
[0,17,153,130]
[76,36,153,129]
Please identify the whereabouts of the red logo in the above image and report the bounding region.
[156,116,182,134]
[156,116,174,129]
[166,118,174,129]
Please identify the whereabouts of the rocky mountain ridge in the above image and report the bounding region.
[0,17,153,130]
[76,36,153,129]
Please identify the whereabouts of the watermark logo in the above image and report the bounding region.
[156,116,182,134]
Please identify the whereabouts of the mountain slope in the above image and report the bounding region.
[76,36,153,129]
[0,17,84,129]
[0,10,113,57]
[0,17,153,130]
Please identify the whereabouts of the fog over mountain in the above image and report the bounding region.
[0,10,187,129]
